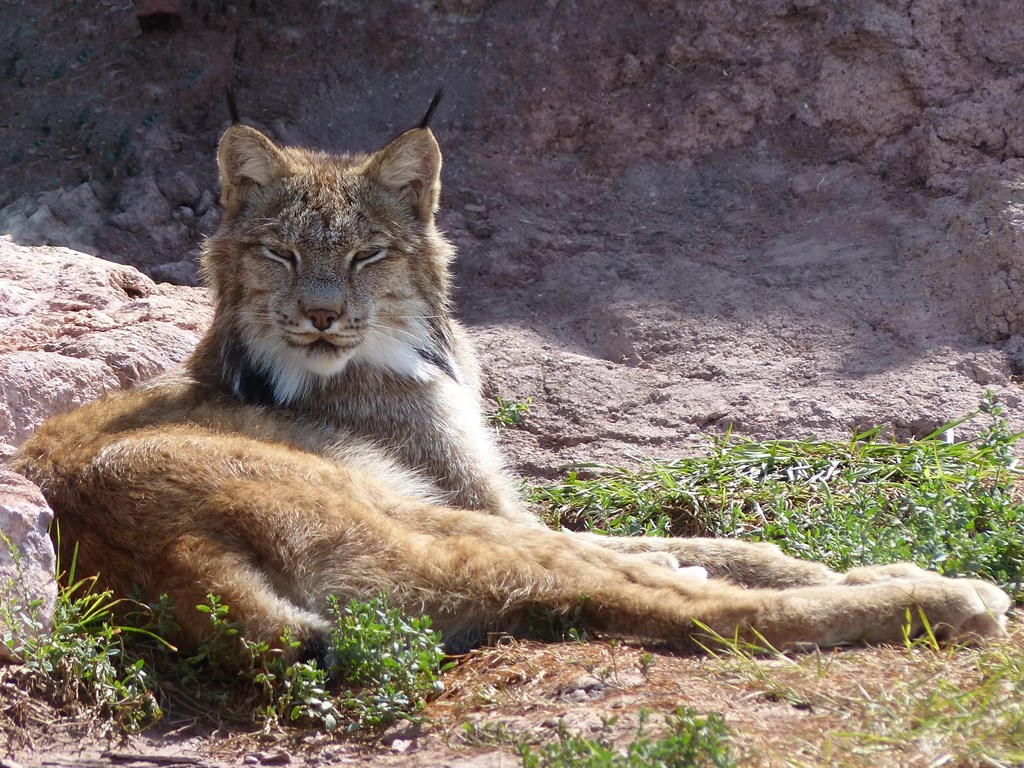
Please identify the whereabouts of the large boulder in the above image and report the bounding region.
[0,236,212,461]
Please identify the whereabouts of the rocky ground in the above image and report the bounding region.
[1,1,1023,765]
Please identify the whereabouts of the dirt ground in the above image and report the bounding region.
[2,1,1023,765]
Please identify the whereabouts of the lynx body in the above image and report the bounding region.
[14,114,1010,657]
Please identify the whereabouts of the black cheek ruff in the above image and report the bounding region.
[415,346,458,382]
[222,337,280,407]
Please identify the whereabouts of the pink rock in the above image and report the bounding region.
[0,237,212,448]
[0,469,56,661]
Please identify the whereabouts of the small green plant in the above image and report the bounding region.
[459,719,519,747]
[325,593,447,729]
[253,630,345,732]
[518,707,736,768]
[526,593,592,643]
[186,593,246,673]
[148,592,447,733]
[637,650,656,679]
[491,395,533,428]
[0,530,47,657]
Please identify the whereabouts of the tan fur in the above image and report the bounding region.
[13,119,1010,658]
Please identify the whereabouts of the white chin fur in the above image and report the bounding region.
[249,338,348,404]
[249,326,436,405]
[349,327,436,383]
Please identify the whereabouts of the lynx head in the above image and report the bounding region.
[200,120,457,407]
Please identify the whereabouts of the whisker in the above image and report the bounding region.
[374,313,449,320]
[367,321,429,345]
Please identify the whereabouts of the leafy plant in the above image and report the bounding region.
[164,592,447,733]
[491,395,533,428]
[518,708,736,768]
[1,539,161,730]
[252,629,345,732]
[325,593,447,729]
[0,529,47,657]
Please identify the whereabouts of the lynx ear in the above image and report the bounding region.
[217,125,291,216]
[366,128,442,223]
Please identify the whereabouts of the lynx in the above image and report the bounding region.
[14,103,1010,661]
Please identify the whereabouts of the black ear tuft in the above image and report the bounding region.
[226,84,240,125]
[419,89,444,130]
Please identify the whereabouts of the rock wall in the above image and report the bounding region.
[2,1,1023,284]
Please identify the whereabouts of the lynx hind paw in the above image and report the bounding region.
[919,579,1012,643]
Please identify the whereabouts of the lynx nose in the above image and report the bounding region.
[308,309,339,331]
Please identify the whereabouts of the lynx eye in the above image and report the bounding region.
[262,245,299,267]
[351,248,387,270]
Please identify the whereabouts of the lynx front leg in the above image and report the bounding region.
[161,535,331,656]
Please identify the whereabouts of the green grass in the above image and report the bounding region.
[531,395,1024,595]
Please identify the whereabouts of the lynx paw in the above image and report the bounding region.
[913,578,1011,642]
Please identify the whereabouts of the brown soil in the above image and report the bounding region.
[2,1,1023,766]
[4,626,1023,767]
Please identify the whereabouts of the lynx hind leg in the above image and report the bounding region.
[571,532,839,588]
[408,523,1010,650]
[165,536,330,661]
